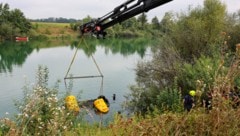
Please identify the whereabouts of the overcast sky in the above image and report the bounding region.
[2,0,240,20]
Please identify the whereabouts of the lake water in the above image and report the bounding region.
[0,38,154,122]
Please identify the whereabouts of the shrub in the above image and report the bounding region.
[11,66,76,135]
[155,88,183,113]
[178,55,221,95]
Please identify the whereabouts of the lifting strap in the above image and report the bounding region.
[64,37,104,96]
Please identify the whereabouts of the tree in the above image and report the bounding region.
[0,3,11,40]
[121,17,139,30]
[9,9,31,33]
[0,3,32,40]
[151,16,160,30]
[0,3,10,22]
[169,0,226,60]
[202,0,226,44]
[137,13,147,29]
[81,15,92,25]
[222,10,240,52]
[159,12,173,33]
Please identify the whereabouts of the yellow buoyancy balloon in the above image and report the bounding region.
[93,98,109,113]
[65,95,80,112]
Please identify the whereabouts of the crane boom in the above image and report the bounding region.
[80,0,172,38]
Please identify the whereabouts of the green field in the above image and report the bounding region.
[31,22,78,38]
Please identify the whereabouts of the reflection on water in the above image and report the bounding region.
[0,38,155,120]
[0,42,34,73]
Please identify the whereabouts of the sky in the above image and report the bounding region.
[2,0,240,20]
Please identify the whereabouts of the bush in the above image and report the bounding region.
[155,88,182,113]
[11,66,77,135]
[178,55,221,95]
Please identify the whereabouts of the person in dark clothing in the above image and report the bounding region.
[184,90,195,112]
[202,91,212,112]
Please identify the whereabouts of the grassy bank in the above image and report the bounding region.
[2,108,240,135]
[31,22,79,39]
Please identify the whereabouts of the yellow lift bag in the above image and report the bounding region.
[93,98,109,113]
[65,95,80,112]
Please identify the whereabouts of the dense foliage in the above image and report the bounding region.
[125,0,240,114]
[0,3,31,41]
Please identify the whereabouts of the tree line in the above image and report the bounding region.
[30,17,80,23]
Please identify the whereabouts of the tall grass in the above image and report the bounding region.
[107,108,240,136]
